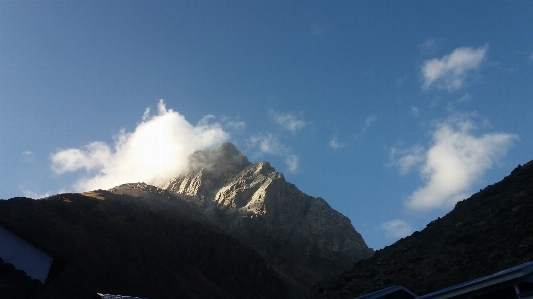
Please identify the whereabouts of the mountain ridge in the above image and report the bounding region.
[153,143,373,293]
[0,142,373,299]
[313,160,533,298]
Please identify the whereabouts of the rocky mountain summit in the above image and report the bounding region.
[155,142,374,294]
[313,160,533,299]
[0,142,372,299]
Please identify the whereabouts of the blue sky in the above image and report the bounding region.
[1,1,532,249]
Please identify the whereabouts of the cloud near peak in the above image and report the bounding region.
[248,133,299,172]
[269,110,307,133]
[391,114,517,211]
[51,100,230,191]
[422,45,488,91]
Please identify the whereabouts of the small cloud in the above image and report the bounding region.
[390,145,426,175]
[380,219,413,239]
[421,45,488,91]
[411,106,420,117]
[447,94,472,112]
[310,24,324,35]
[225,120,245,131]
[355,115,377,139]
[21,189,51,199]
[329,136,345,149]
[51,99,230,191]
[419,38,440,55]
[248,133,283,156]
[457,94,472,103]
[392,114,517,211]
[248,133,298,172]
[285,155,298,172]
[269,110,307,133]
[142,107,151,121]
[529,52,533,61]
[22,151,34,163]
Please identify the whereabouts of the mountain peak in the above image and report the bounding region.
[187,142,252,175]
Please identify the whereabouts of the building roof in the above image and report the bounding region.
[418,261,533,299]
[353,285,417,299]
[97,293,150,299]
[0,218,67,284]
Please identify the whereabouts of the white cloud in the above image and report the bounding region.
[225,120,245,131]
[51,99,229,191]
[22,151,34,163]
[355,115,377,139]
[380,219,413,239]
[21,189,51,199]
[392,114,517,211]
[390,145,426,175]
[285,155,299,172]
[329,136,345,149]
[269,110,307,133]
[422,45,488,91]
[411,106,420,117]
[248,133,298,172]
[310,24,324,35]
[419,38,440,55]
[529,52,533,61]
[447,94,472,112]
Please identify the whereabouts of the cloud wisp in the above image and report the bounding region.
[248,133,299,172]
[422,45,488,91]
[269,110,307,133]
[51,100,230,191]
[329,136,345,149]
[355,115,377,139]
[391,114,517,211]
[380,219,413,239]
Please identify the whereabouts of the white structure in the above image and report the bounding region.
[0,224,54,283]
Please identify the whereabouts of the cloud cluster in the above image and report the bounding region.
[248,133,298,172]
[391,114,517,211]
[422,45,488,91]
[380,219,413,239]
[51,100,229,191]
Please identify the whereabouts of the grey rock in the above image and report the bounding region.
[157,143,373,294]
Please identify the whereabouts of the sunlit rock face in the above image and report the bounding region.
[158,142,374,293]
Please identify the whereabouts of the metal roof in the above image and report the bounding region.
[418,261,533,299]
[353,285,418,299]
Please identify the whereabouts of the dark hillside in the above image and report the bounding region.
[0,190,283,299]
[314,160,533,299]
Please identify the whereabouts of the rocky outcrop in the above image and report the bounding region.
[313,160,533,299]
[157,143,374,295]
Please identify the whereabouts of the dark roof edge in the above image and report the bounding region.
[418,261,533,299]
[353,285,417,299]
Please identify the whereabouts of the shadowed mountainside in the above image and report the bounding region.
[0,143,373,299]
[0,191,283,299]
[313,160,533,299]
